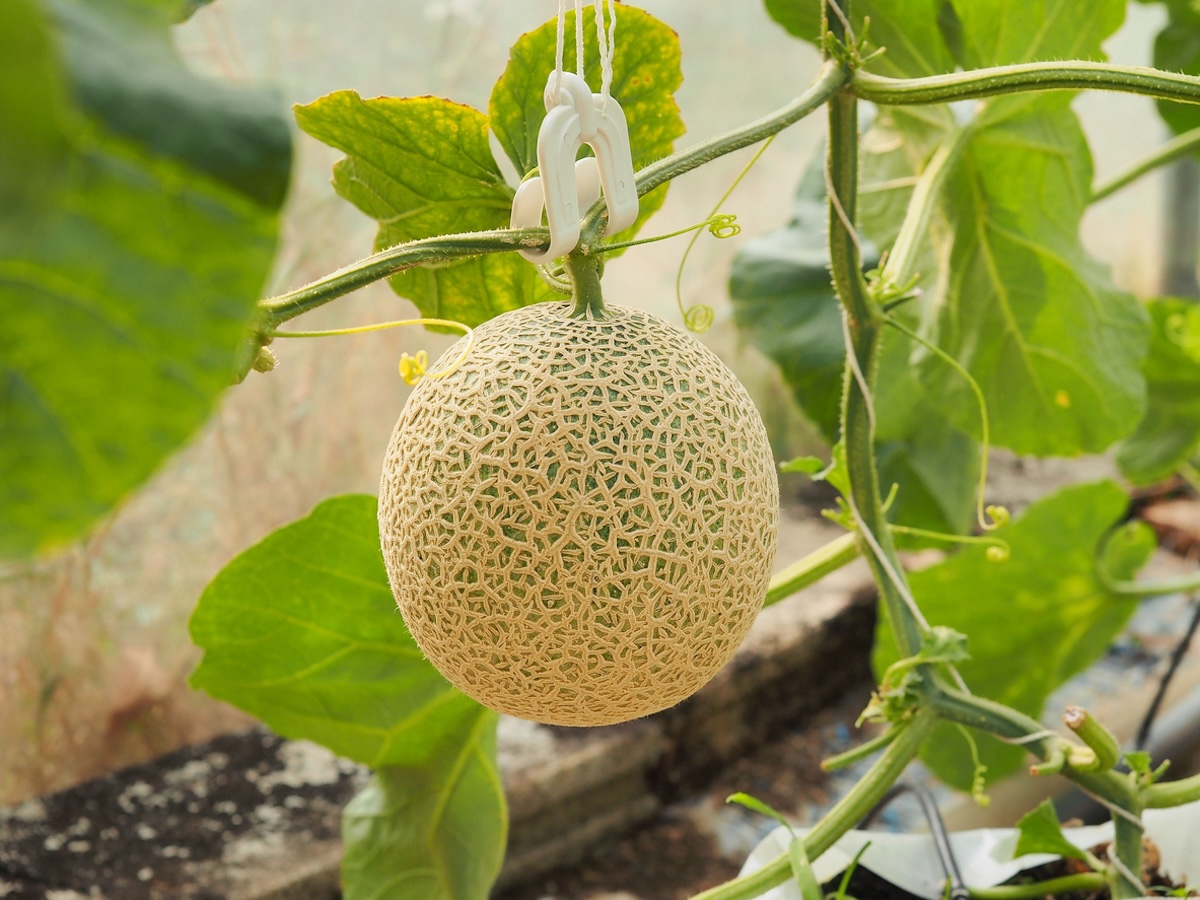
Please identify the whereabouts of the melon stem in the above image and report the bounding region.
[564,251,607,319]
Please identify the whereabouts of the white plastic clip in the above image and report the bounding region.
[510,72,639,263]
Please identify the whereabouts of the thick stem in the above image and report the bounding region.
[827,38,922,659]
[927,684,1137,810]
[967,873,1106,900]
[1110,814,1145,900]
[1144,771,1200,808]
[563,251,606,319]
[853,61,1200,108]
[763,532,861,609]
[690,708,938,900]
[258,228,548,325]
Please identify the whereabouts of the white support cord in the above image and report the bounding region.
[555,0,566,97]
[556,0,616,99]
[575,0,585,78]
[595,0,616,103]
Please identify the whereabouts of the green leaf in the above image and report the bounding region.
[488,4,683,246]
[874,481,1153,790]
[919,98,1149,456]
[190,495,486,769]
[294,92,549,328]
[54,0,291,207]
[949,0,1124,69]
[342,713,506,900]
[1118,298,1200,484]
[1,0,289,558]
[1014,800,1088,861]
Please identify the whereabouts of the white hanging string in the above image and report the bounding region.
[574,0,585,78]
[553,0,617,102]
[595,0,616,104]
[554,0,566,98]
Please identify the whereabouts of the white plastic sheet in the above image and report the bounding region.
[740,803,1200,899]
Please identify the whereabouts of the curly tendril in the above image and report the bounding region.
[882,314,1010,533]
[890,525,1011,562]
[270,317,475,385]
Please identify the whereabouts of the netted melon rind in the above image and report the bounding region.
[378,301,779,726]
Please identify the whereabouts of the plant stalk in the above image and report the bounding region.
[853,61,1200,108]
[690,707,938,900]
[967,873,1106,900]
[1091,124,1200,203]
[826,17,923,660]
[763,531,861,609]
[564,251,605,318]
[258,228,548,325]
[1144,770,1200,808]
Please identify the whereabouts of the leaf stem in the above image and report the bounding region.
[690,707,938,900]
[853,61,1200,107]
[1091,125,1200,203]
[764,531,861,609]
[1144,770,1200,808]
[257,228,548,325]
[967,873,1106,900]
[881,123,972,289]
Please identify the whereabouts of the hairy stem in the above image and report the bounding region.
[690,708,938,900]
[763,532,861,609]
[827,29,923,659]
[853,61,1200,107]
[927,684,1140,811]
[258,229,548,325]
[564,251,606,319]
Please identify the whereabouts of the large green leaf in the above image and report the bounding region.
[918,97,1148,456]
[1118,298,1200,484]
[488,4,684,247]
[1,0,289,559]
[190,495,487,769]
[342,714,506,900]
[293,92,548,327]
[949,0,1124,69]
[874,481,1154,790]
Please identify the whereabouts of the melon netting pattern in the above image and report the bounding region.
[378,301,780,726]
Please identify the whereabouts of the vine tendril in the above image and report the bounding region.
[882,314,1009,533]
[270,317,475,385]
[673,135,775,332]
